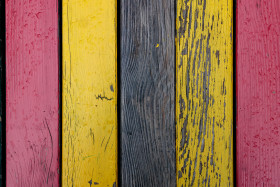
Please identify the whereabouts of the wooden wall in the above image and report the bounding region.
[0,0,279,186]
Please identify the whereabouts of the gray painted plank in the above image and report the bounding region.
[120,0,176,186]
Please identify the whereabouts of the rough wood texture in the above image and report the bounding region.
[237,0,280,186]
[6,0,60,186]
[120,0,175,186]
[62,0,117,186]
[176,0,233,186]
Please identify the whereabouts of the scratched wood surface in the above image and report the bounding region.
[120,0,176,186]
[236,0,280,186]
[0,0,4,184]
[6,0,60,186]
[176,0,234,186]
[62,0,117,186]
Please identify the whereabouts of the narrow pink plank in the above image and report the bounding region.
[6,0,59,186]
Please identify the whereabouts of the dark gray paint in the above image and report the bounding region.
[120,0,176,186]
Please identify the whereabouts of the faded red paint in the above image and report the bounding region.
[6,0,59,186]
[237,0,280,186]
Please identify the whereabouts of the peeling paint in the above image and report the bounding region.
[176,0,233,186]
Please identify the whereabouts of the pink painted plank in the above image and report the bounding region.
[6,0,59,186]
[236,0,280,186]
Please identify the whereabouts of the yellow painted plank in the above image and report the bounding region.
[176,0,233,186]
[62,0,117,186]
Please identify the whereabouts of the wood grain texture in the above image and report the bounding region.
[120,0,175,186]
[236,0,280,186]
[62,0,117,186]
[176,0,233,186]
[6,0,59,186]
[0,0,4,184]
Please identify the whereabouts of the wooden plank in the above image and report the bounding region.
[0,0,4,184]
[6,0,60,186]
[236,0,280,186]
[176,0,233,186]
[62,0,117,186]
[120,0,176,186]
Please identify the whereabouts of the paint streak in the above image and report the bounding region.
[6,0,59,186]
[0,0,4,184]
[237,0,280,186]
[62,0,117,186]
[176,0,233,186]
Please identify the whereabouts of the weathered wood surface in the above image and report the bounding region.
[6,0,60,186]
[0,0,4,184]
[62,0,117,186]
[236,0,280,186]
[176,0,234,186]
[120,0,176,186]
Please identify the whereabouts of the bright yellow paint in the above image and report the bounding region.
[176,0,233,186]
[62,0,117,186]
